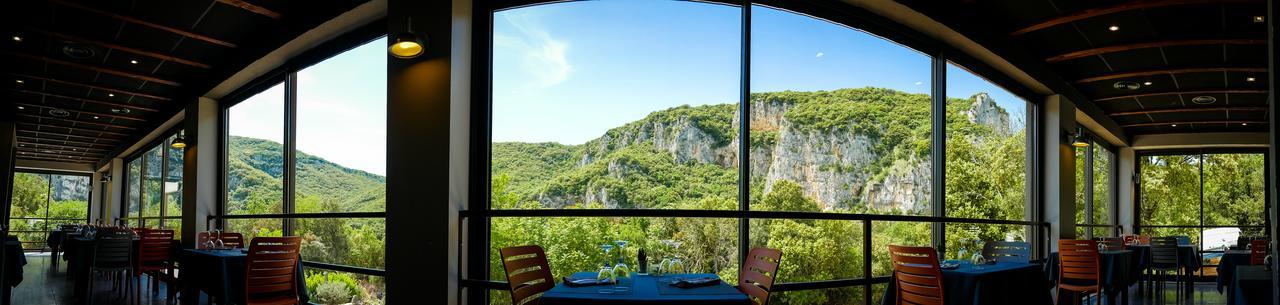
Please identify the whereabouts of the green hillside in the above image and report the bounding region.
[225,136,386,214]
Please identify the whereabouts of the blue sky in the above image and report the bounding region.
[492,2,1027,145]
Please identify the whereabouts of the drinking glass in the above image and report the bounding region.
[213,229,226,249]
[613,240,631,279]
[596,265,615,294]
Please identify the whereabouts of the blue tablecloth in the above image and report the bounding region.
[541,272,749,305]
[1128,245,1200,271]
[1228,266,1271,305]
[4,237,25,287]
[882,261,1052,305]
[1216,250,1252,293]
[1046,250,1135,304]
[179,249,309,305]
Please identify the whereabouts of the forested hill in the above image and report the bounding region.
[225,136,386,214]
[492,87,1016,213]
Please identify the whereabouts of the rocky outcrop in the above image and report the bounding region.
[966,93,1011,135]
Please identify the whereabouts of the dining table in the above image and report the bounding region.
[1226,265,1271,305]
[882,261,1053,305]
[1215,250,1252,293]
[1046,250,1135,305]
[3,236,27,305]
[62,235,181,304]
[1127,244,1200,297]
[539,272,749,305]
[178,249,309,305]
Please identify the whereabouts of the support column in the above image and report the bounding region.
[181,98,220,248]
[1116,147,1136,235]
[1266,0,1278,303]
[1042,95,1078,252]
[0,113,14,225]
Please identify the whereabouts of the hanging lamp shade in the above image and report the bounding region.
[171,135,187,149]
[1071,128,1090,147]
[389,32,425,58]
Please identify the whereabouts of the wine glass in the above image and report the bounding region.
[214,229,226,249]
[613,240,631,279]
[596,264,615,294]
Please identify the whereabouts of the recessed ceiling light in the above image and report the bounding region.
[1108,25,1120,31]
[49,109,71,117]
[19,144,24,147]
[107,93,115,97]
[1143,81,1153,86]
[129,59,139,64]
[93,116,100,119]
[11,36,21,42]
[1242,122,1249,126]
[16,106,24,110]
[112,108,131,114]
[71,148,76,151]
[1254,16,1265,23]
[15,79,24,84]
[1171,124,1178,127]
[1113,81,1141,90]
[1191,95,1217,104]
[1246,77,1257,82]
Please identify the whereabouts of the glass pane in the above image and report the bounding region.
[771,286,864,305]
[751,5,932,215]
[1144,227,1200,246]
[304,268,384,304]
[944,63,1028,222]
[48,174,89,221]
[128,159,142,221]
[167,133,184,219]
[870,221,930,276]
[1139,155,1202,226]
[489,1,741,210]
[9,173,49,219]
[945,223,1027,260]
[489,217,739,285]
[1073,146,1087,227]
[295,38,387,214]
[1092,145,1112,227]
[226,218,283,240]
[1202,153,1265,226]
[749,219,863,282]
[144,146,163,217]
[227,83,285,215]
[296,218,385,269]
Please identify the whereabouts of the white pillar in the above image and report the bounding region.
[1042,95,1078,251]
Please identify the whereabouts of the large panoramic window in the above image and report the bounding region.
[121,130,185,235]
[222,37,386,303]
[1073,138,1115,238]
[8,172,90,250]
[477,2,1040,305]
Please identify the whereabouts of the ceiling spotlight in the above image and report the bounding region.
[1191,95,1217,104]
[111,108,131,114]
[1242,122,1249,126]
[15,79,24,84]
[129,59,139,64]
[1108,25,1120,31]
[1113,81,1141,90]
[1071,127,1090,147]
[16,106,24,110]
[1171,124,1178,127]
[71,148,76,151]
[389,17,426,59]
[1246,77,1257,82]
[93,116,100,119]
[1254,16,1265,23]
[1142,81,1153,86]
[11,36,21,42]
[107,93,115,97]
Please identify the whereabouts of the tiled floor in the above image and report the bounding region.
[1121,282,1232,305]
[9,253,197,305]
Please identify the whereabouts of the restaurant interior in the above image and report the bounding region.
[0,0,1276,304]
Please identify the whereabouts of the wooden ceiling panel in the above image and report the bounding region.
[1096,48,1168,72]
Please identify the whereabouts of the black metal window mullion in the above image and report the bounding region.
[737,0,752,270]
[930,52,947,258]
[1084,141,1094,239]
[283,72,299,235]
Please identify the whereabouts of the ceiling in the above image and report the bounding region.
[3,0,367,165]
[899,0,1270,137]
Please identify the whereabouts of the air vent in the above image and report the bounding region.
[1191,96,1217,105]
[62,43,96,59]
[1112,81,1141,90]
[112,108,132,114]
[49,109,71,117]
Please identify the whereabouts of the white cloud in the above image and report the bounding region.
[815,52,824,58]
[915,81,923,86]
[499,12,572,87]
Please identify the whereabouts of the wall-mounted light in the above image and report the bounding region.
[389,17,425,59]
[1071,127,1090,147]
[171,130,187,149]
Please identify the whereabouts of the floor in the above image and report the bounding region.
[1119,282,1231,305]
[9,253,200,305]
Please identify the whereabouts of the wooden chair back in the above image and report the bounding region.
[1121,234,1137,246]
[137,229,175,265]
[92,233,134,269]
[196,231,212,249]
[982,241,1030,263]
[1237,236,1252,249]
[1098,237,1125,251]
[1057,239,1101,285]
[1250,239,1268,265]
[244,236,302,305]
[220,232,246,248]
[738,247,782,305]
[499,245,556,305]
[1150,237,1180,267]
[888,245,944,305]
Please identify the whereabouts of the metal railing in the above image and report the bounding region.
[206,213,388,278]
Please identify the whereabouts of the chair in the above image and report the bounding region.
[888,245,944,305]
[982,241,1030,263]
[1147,237,1183,302]
[244,236,303,305]
[1121,234,1138,246]
[1098,237,1125,251]
[89,229,137,305]
[136,229,178,302]
[1235,236,1252,250]
[1057,239,1101,305]
[196,232,212,249]
[1249,239,1268,265]
[1138,234,1151,245]
[499,245,555,305]
[220,232,246,249]
[738,247,782,305]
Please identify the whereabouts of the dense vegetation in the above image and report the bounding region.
[7,173,90,250]
[489,87,1028,304]
[1139,153,1267,244]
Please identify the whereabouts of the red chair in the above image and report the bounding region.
[244,236,303,305]
[1057,239,1102,305]
[196,232,212,249]
[1250,239,1269,265]
[220,232,246,249]
[136,229,178,302]
[499,245,555,305]
[738,247,782,305]
[888,245,944,305]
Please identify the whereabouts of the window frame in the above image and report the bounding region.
[9,169,92,251]
[119,126,184,230]
[1075,136,1120,239]
[464,0,1047,303]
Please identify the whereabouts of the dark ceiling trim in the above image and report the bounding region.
[17,147,104,157]
[1046,39,1267,63]
[1122,120,1267,127]
[17,129,124,142]
[1095,89,1269,101]
[14,155,97,164]
[11,89,160,112]
[17,113,139,130]
[14,150,98,161]
[16,122,131,137]
[14,102,148,122]
[1109,106,1269,116]
[16,141,112,152]
[31,28,213,69]
[8,73,173,101]
[1075,67,1268,83]
[50,0,238,48]
[1009,0,1264,36]
[215,0,282,19]
[10,52,184,86]
[17,136,117,148]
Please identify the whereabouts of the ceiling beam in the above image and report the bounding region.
[31,28,212,69]
[1046,39,1267,63]
[15,155,97,164]
[1075,67,1268,84]
[11,89,159,112]
[17,129,124,142]
[16,122,132,137]
[1122,120,1267,128]
[17,136,116,148]
[215,0,282,19]
[1094,89,1269,101]
[49,0,238,48]
[1010,0,1264,36]
[17,147,104,157]
[14,102,149,122]
[1109,106,1270,116]
[14,150,99,161]
[17,113,138,130]
[16,141,111,152]
[8,73,172,101]
[9,52,183,86]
